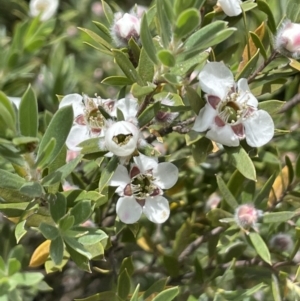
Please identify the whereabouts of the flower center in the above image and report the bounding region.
[87,108,105,130]
[130,173,155,199]
[36,1,50,11]
[112,134,133,146]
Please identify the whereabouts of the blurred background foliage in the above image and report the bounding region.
[1,0,300,300]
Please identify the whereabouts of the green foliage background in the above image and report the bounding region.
[0,0,300,301]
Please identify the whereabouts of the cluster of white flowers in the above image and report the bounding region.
[29,0,59,21]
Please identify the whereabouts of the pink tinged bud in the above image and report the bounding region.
[112,13,141,46]
[104,121,139,157]
[234,204,261,229]
[269,234,294,252]
[276,21,300,58]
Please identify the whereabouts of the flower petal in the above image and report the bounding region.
[237,79,258,108]
[110,165,131,195]
[218,0,242,17]
[59,94,84,117]
[117,98,139,121]
[143,196,170,223]
[153,162,178,189]
[66,124,90,151]
[134,153,158,173]
[116,196,142,224]
[244,110,274,147]
[193,103,217,132]
[198,62,234,99]
[206,123,240,147]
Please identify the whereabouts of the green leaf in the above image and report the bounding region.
[59,215,75,232]
[285,155,294,185]
[140,14,158,65]
[101,0,114,25]
[174,8,200,39]
[263,212,296,223]
[99,156,119,193]
[64,237,92,259]
[77,229,108,246]
[131,83,156,98]
[296,155,300,179]
[75,291,123,301]
[254,173,276,205]
[78,27,112,50]
[112,49,144,86]
[50,236,64,265]
[137,47,155,83]
[117,269,131,300]
[271,274,282,301]
[0,169,25,190]
[184,21,235,52]
[157,50,176,67]
[119,257,134,276]
[249,31,267,60]
[92,21,112,43]
[10,271,44,286]
[101,76,133,86]
[0,91,16,122]
[216,175,239,209]
[39,223,59,240]
[258,100,285,116]
[185,87,205,114]
[153,287,179,301]
[37,105,74,166]
[236,49,260,80]
[248,232,271,265]
[256,0,277,33]
[130,284,140,301]
[157,0,172,48]
[174,0,196,16]
[19,182,43,198]
[224,146,256,181]
[143,278,168,300]
[7,258,21,275]
[41,155,82,186]
[137,102,161,127]
[19,85,38,137]
[191,136,213,164]
[69,200,92,225]
[49,193,67,223]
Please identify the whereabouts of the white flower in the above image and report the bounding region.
[275,20,300,58]
[59,93,116,151]
[217,0,242,17]
[193,62,274,147]
[111,13,141,46]
[104,121,139,157]
[29,0,59,21]
[110,153,178,224]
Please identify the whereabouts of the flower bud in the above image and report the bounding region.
[104,121,139,157]
[275,21,300,58]
[111,13,141,47]
[216,0,242,17]
[269,233,294,252]
[234,204,262,229]
[29,0,59,21]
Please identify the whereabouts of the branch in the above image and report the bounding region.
[279,93,300,113]
[247,50,279,84]
[146,117,196,143]
[178,226,224,263]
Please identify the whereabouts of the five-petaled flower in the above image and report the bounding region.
[217,0,242,17]
[110,153,179,224]
[59,93,116,151]
[193,62,274,147]
[275,20,300,59]
[29,0,59,21]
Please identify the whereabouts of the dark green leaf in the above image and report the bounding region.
[0,169,25,190]
[236,49,260,80]
[191,136,213,164]
[50,236,64,265]
[37,105,74,166]
[174,8,200,39]
[69,200,92,225]
[99,156,119,193]
[137,102,161,127]
[174,0,196,16]
[263,212,295,223]
[101,76,133,86]
[157,50,176,67]
[49,193,67,223]
[249,232,271,265]
[256,0,277,33]
[250,31,267,60]
[258,100,285,116]
[157,0,172,47]
[75,291,123,301]
[19,182,43,198]
[101,0,114,25]
[39,223,59,240]
[225,146,256,181]
[19,85,38,137]
[143,278,168,300]
[117,269,131,300]
[153,287,179,301]
[216,175,239,209]
[254,173,276,205]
